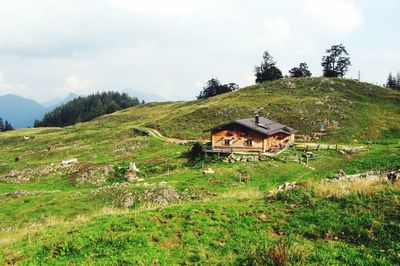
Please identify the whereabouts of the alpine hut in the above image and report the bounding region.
[204,115,296,153]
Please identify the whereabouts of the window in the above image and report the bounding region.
[244,139,253,146]
[224,139,231,145]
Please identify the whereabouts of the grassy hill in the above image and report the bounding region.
[0,78,399,265]
[97,77,400,141]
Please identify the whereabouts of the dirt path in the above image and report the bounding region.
[141,128,204,145]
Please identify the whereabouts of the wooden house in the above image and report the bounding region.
[204,115,296,153]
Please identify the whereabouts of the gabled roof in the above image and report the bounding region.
[204,116,296,136]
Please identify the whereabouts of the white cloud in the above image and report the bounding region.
[111,0,214,14]
[53,76,94,97]
[0,0,397,101]
[0,70,30,96]
[258,16,291,45]
[304,0,363,33]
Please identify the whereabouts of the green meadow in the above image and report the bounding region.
[0,78,399,265]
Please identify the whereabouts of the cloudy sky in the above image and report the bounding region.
[0,0,398,102]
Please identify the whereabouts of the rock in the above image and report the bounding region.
[203,168,215,174]
[342,147,357,154]
[266,182,296,197]
[143,188,181,206]
[123,193,134,208]
[324,170,389,183]
[129,162,140,172]
[61,158,78,166]
[338,169,346,178]
[286,80,296,89]
[159,181,168,187]
[5,190,36,198]
[69,164,112,185]
[127,162,140,181]
[388,171,398,182]
[277,182,296,191]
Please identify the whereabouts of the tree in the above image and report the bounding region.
[3,120,14,131]
[289,62,312,78]
[254,51,283,83]
[0,118,14,132]
[185,142,204,161]
[35,91,140,127]
[386,72,397,89]
[321,44,351,78]
[396,72,400,90]
[197,78,238,99]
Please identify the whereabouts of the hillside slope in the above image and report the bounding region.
[95,77,400,141]
[0,78,399,265]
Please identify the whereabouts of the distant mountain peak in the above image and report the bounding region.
[123,89,167,103]
[0,94,45,128]
[41,92,79,109]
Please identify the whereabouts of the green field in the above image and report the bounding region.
[0,78,399,265]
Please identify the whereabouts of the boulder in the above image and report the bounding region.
[388,171,398,182]
[203,168,215,174]
[127,162,140,181]
[61,158,78,166]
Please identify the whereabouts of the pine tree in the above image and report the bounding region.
[289,62,312,78]
[0,117,4,132]
[386,72,397,89]
[3,120,14,131]
[34,91,140,127]
[197,78,238,99]
[254,51,283,83]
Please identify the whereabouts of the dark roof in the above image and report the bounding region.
[204,116,296,136]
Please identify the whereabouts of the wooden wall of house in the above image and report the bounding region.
[211,124,295,153]
[264,133,295,151]
[211,125,265,152]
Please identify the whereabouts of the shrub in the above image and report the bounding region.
[184,142,204,162]
[108,162,129,183]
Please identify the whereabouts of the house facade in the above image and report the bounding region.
[205,115,296,153]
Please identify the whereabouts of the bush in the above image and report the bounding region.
[108,163,129,183]
[185,142,204,161]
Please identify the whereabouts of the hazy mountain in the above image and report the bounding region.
[41,92,79,109]
[41,97,63,108]
[123,89,166,103]
[0,93,79,128]
[0,89,162,128]
[0,94,46,128]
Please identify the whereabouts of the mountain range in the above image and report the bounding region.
[0,93,78,129]
[0,90,166,128]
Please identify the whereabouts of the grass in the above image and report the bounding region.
[0,77,399,265]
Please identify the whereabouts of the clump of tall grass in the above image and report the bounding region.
[316,176,388,198]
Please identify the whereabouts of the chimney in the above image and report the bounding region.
[255,114,260,124]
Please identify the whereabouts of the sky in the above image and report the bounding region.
[0,0,398,102]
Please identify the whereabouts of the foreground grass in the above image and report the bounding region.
[0,77,399,264]
[1,181,399,265]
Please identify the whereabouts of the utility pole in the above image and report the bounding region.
[358,70,361,81]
